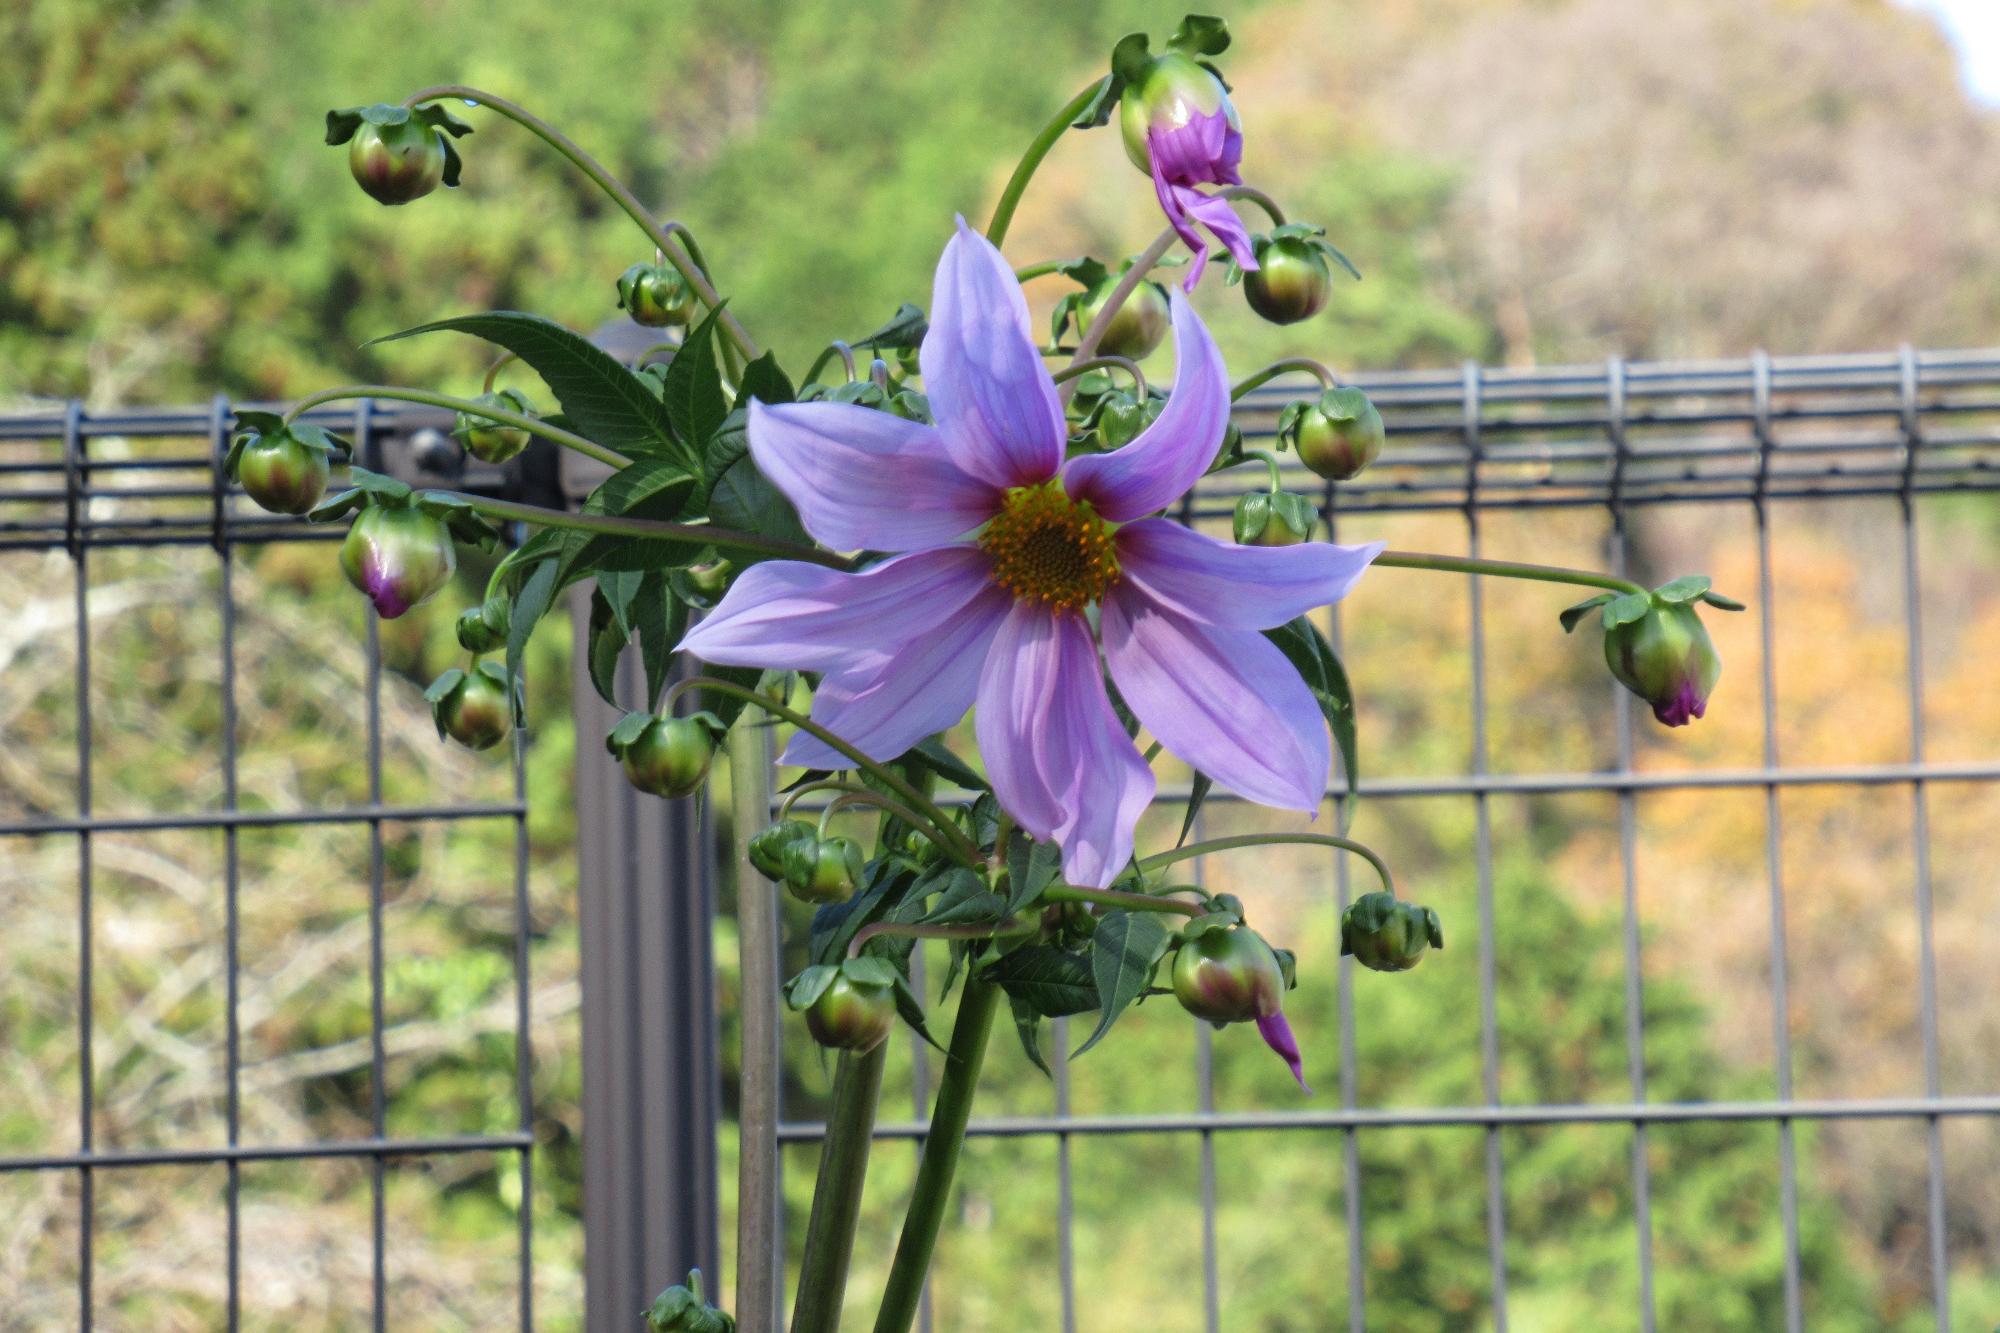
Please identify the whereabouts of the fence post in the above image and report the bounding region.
[569,586,722,1328]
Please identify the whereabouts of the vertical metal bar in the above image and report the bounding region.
[359,400,389,1333]
[511,720,534,1331]
[210,395,244,1333]
[1326,483,1366,1333]
[1604,361,1659,1332]
[67,401,95,1332]
[1896,347,1950,1332]
[1752,351,1806,1333]
[1464,364,1509,1331]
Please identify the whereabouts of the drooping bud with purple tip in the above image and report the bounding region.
[339,506,456,619]
[325,104,471,206]
[1565,577,1736,728]
[1171,924,1308,1090]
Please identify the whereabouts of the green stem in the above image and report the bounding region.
[1139,833,1397,895]
[286,385,628,469]
[729,725,784,1329]
[1050,355,1146,399]
[400,85,759,363]
[984,80,1111,247]
[1242,448,1285,493]
[803,340,860,386]
[423,491,850,569]
[1041,884,1201,918]
[1218,183,1287,227]
[1063,224,1180,403]
[481,352,519,395]
[871,976,1002,1333]
[665,678,984,868]
[1231,357,1336,401]
[1373,550,1646,598]
[1011,258,1074,282]
[847,918,1037,958]
[789,1044,888,1333]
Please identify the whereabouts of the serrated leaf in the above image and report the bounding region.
[1263,616,1358,799]
[1073,911,1171,1058]
[586,591,626,707]
[631,571,687,710]
[662,305,730,451]
[982,945,1097,1018]
[808,859,912,966]
[891,973,944,1052]
[920,868,1008,925]
[1652,575,1712,604]
[367,312,684,463]
[708,449,810,561]
[1003,834,1062,916]
[1600,591,1654,629]
[785,963,838,1012]
[1558,592,1619,634]
[505,559,559,726]
[735,351,795,410]
[904,736,988,793]
[1010,992,1052,1076]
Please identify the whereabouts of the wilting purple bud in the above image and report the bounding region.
[1118,51,1255,288]
[1254,1012,1310,1092]
[1173,927,1309,1090]
[1604,600,1722,727]
[339,506,456,619]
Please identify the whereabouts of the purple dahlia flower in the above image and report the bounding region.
[1119,52,1258,290]
[681,219,1381,889]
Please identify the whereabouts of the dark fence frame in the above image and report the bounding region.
[2,343,1998,1330]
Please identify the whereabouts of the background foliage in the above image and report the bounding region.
[4,0,2000,1328]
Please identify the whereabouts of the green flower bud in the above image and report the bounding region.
[617,262,697,328]
[803,971,897,1053]
[645,1269,734,1333]
[1172,926,1285,1025]
[781,835,865,905]
[1243,234,1333,324]
[1090,388,1162,451]
[748,820,816,880]
[1340,891,1443,973]
[452,388,535,465]
[1603,599,1721,728]
[1280,387,1384,483]
[455,598,510,654]
[228,422,334,516]
[617,716,715,799]
[427,663,511,751]
[1078,279,1171,361]
[325,104,470,206]
[339,506,456,619]
[1233,489,1317,547]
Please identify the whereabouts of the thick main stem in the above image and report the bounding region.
[729,726,784,1331]
[789,1044,888,1333]
[425,492,851,569]
[401,85,759,363]
[1373,549,1646,598]
[871,975,1002,1333]
[985,80,1111,247]
[286,385,628,469]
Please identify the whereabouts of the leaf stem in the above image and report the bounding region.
[847,918,1037,959]
[1139,833,1396,895]
[399,85,760,362]
[1011,258,1073,282]
[406,490,852,568]
[1231,357,1337,400]
[1040,884,1201,918]
[1373,549,1647,598]
[666,678,984,867]
[481,352,519,395]
[870,976,1002,1333]
[984,79,1111,247]
[1050,355,1147,400]
[789,1044,887,1333]
[286,385,629,469]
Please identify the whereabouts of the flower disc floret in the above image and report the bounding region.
[978,481,1119,611]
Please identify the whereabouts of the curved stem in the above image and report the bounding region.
[1012,259,1074,283]
[1231,357,1337,401]
[804,340,860,386]
[847,918,1036,959]
[790,1044,887,1333]
[1217,184,1287,227]
[424,491,850,568]
[1040,884,1201,918]
[1242,448,1285,493]
[1051,355,1147,400]
[287,385,628,469]
[985,79,1111,247]
[1373,549,1647,598]
[778,779,874,822]
[1139,833,1396,896]
[665,678,984,867]
[481,352,519,395]
[871,976,1001,1333]
[819,790,889,839]
[1063,225,1179,404]
[400,85,759,362]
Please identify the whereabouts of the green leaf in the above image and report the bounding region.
[1179,910,1239,941]
[983,945,1098,1018]
[735,351,795,409]
[842,955,899,988]
[903,736,988,793]
[1312,237,1363,282]
[1700,590,1747,612]
[605,709,655,756]
[708,448,810,560]
[586,590,626,707]
[631,571,688,710]
[505,559,559,725]
[1071,75,1122,130]
[1003,834,1062,916]
[784,963,838,1012]
[422,667,467,705]
[1110,32,1153,87]
[1167,14,1232,56]
[1010,992,1052,1076]
[1558,592,1619,634]
[1652,575,1712,604]
[853,302,929,351]
[1263,616,1358,798]
[367,312,684,463]
[891,973,944,1052]
[919,868,1008,925]
[1178,773,1213,847]
[1601,591,1654,629]
[1073,911,1171,1057]
[807,859,912,966]
[662,305,731,451]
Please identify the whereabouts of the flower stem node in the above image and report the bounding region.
[1278,387,1384,483]
[645,1268,735,1333]
[1339,891,1443,973]
[1233,489,1317,547]
[337,506,457,619]
[788,958,899,1054]
[425,663,513,751]
[325,103,471,206]
[607,712,720,799]
[749,820,817,881]
[782,835,866,905]
[1232,223,1360,325]
[1050,258,1170,361]
[617,262,699,328]
[225,411,343,516]
[1563,576,1738,727]
[452,388,537,464]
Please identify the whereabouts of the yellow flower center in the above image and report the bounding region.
[979,480,1119,611]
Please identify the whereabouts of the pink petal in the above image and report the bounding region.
[973,603,1069,841]
[1255,1012,1311,1093]
[1062,291,1230,521]
[748,400,998,553]
[1115,519,1382,629]
[679,546,994,675]
[1100,582,1329,811]
[921,218,1067,490]
[1038,613,1156,888]
[781,581,1012,769]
